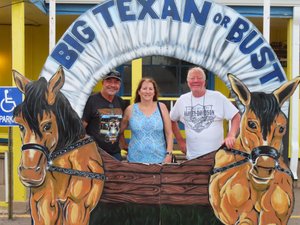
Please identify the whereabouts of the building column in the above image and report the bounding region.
[288,7,300,179]
[11,1,27,203]
[49,0,56,52]
[131,59,142,103]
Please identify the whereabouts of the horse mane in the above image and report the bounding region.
[249,92,281,140]
[13,77,86,150]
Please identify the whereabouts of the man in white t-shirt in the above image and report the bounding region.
[170,67,241,160]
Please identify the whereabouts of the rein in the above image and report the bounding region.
[211,146,292,177]
[21,137,106,181]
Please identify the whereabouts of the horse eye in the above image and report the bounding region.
[248,121,257,130]
[19,125,24,132]
[43,123,52,132]
[279,126,285,133]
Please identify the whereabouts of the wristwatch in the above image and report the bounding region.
[166,152,172,156]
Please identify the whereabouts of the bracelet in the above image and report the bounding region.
[166,152,172,156]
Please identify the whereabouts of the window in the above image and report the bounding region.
[121,56,201,97]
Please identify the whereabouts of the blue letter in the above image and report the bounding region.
[92,1,115,28]
[226,18,249,43]
[240,30,264,54]
[71,20,95,44]
[213,13,222,24]
[162,0,180,21]
[51,43,78,69]
[117,0,136,22]
[63,34,84,53]
[259,63,286,83]
[251,46,275,69]
[220,16,231,28]
[183,0,211,26]
[138,0,159,20]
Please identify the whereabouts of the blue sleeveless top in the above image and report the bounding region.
[128,103,166,163]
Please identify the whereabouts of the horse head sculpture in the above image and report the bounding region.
[209,74,300,225]
[13,67,71,186]
[13,66,105,225]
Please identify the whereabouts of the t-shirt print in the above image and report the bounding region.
[184,103,216,133]
[98,108,123,143]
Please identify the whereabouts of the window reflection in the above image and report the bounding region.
[121,56,210,97]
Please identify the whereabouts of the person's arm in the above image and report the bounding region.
[82,96,92,129]
[224,112,241,149]
[171,120,186,154]
[159,103,173,163]
[119,105,131,150]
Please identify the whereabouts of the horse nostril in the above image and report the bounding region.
[35,167,41,172]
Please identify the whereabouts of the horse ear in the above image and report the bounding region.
[228,74,251,106]
[12,70,30,94]
[273,76,300,107]
[47,66,65,105]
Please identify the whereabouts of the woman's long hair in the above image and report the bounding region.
[134,77,160,103]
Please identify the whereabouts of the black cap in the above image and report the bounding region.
[103,70,121,81]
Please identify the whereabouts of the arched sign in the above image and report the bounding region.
[40,0,287,116]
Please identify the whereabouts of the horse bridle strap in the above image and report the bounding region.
[47,165,106,181]
[211,146,292,177]
[22,144,50,160]
[47,136,105,180]
[22,137,106,180]
[49,137,94,160]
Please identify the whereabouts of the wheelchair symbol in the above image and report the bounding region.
[0,90,17,113]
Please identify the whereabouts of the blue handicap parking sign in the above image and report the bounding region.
[0,87,23,126]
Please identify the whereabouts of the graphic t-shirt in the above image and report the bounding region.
[170,90,238,159]
[82,93,125,154]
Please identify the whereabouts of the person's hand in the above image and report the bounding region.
[224,135,236,149]
[164,154,172,163]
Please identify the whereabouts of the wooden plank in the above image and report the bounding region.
[105,171,161,184]
[160,184,208,195]
[161,173,210,185]
[161,151,216,173]
[103,183,160,196]
[101,150,162,173]
[161,164,213,173]
[179,151,216,165]
[104,163,162,173]
[101,193,159,204]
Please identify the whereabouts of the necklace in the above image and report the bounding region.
[190,93,206,120]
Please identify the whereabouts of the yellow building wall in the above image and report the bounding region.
[0,25,12,134]
[25,25,49,80]
[0,26,12,86]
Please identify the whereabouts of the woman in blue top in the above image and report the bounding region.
[120,78,173,164]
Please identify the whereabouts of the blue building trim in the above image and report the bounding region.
[30,0,94,14]
[30,0,47,13]
[230,6,293,18]
[31,1,293,18]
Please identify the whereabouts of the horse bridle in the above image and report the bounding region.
[21,137,106,180]
[211,145,293,177]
